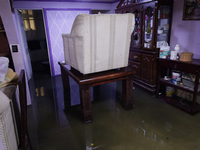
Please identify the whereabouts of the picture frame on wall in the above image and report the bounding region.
[183,0,200,20]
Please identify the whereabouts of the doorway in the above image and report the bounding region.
[21,9,50,75]
[17,9,53,147]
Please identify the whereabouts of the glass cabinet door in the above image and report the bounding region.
[143,5,155,49]
[131,7,142,48]
[156,5,171,48]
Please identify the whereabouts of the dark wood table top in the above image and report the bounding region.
[158,58,200,67]
[58,62,136,86]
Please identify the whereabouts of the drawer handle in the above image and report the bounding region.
[134,56,138,59]
[132,65,138,69]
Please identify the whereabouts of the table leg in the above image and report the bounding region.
[122,76,133,110]
[80,85,92,123]
[60,66,71,108]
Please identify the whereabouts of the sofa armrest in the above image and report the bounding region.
[62,34,84,72]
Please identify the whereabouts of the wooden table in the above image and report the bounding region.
[58,62,135,123]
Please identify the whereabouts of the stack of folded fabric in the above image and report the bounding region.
[0,68,19,88]
[182,73,200,91]
[0,57,19,89]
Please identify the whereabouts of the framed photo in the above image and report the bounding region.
[183,0,200,20]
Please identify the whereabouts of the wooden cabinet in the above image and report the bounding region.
[141,54,154,84]
[129,60,140,79]
[156,58,200,115]
[129,51,141,62]
[116,0,173,93]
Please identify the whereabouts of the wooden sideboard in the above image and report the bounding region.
[156,58,200,115]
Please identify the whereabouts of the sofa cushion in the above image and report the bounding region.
[0,90,10,114]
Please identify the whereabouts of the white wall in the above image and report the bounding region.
[0,0,31,105]
[13,1,117,10]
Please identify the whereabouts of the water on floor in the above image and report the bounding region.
[27,72,200,150]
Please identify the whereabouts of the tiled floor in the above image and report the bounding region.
[27,70,200,150]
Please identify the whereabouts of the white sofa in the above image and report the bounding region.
[62,13,135,74]
[0,87,18,150]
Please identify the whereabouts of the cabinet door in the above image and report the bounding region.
[129,51,141,62]
[129,60,141,79]
[130,5,142,49]
[142,2,156,50]
[141,54,154,84]
[156,5,172,48]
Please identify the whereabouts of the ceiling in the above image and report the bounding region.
[13,0,121,3]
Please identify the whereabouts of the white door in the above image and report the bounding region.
[15,10,32,80]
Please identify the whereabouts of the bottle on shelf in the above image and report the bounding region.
[147,21,151,33]
[174,44,180,60]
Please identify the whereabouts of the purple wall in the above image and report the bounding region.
[44,9,90,76]
[170,0,200,59]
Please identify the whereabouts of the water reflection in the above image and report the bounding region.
[28,74,200,150]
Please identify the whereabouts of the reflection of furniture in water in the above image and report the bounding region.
[59,62,135,123]
[0,70,31,150]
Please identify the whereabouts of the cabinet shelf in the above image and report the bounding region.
[157,33,167,36]
[158,95,200,115]
[159,78,194,93]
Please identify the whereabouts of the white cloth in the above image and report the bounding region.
[62,13,135,74]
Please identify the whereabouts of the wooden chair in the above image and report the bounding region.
[17,70,32,150]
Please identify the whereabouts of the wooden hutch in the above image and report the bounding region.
[116,0,174,93]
